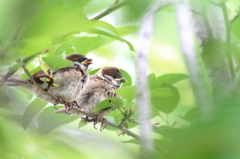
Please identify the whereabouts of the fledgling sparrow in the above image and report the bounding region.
[6,53,93,110]
[54,67,127,130]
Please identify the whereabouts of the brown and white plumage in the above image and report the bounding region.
[6,53,93,105]
[54,67,126,118]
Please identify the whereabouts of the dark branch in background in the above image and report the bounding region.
[91,1,128,20]
[174,0,213,121]
[220,3,235,81]
[201,4,215,42]
[0,53,40,83]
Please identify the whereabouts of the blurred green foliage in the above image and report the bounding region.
[1,0,240,159]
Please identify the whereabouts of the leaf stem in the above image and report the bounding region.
[91,1,128,20]
[158,112,169,126]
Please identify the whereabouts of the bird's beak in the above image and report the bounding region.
[81,59,93,65]
[115,78,127,82]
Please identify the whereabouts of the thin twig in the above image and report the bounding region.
[22,65,35,84]
[118,112,131,129]
[128,119,161,130]
[220,2,235,81]
[171,118,183,128]
[1,53,40,83]
[158,112,169,126]
[72,106,140,140]
[91,1,128,20]
[21,63,59,102]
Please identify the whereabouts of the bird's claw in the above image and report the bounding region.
[100,118,108,131]
[82,115,108,131]
[65,100,79,112]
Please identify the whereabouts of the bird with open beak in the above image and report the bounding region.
[6,53,93,111]
[54,67,127,130]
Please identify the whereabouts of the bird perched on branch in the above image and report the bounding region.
[6,53,93,110]
[54,67,127,130]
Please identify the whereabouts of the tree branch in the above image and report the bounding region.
[91,1,128,20]
[20,61,59,102]
[174,0,213,121]
[136,1,171,158]
[128,118,161,130]
[72,106,140,140]
[0,53,40,84]
[220,2,235,81]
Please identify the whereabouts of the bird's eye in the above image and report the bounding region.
[112,75,117,78]
[78,58,86,63]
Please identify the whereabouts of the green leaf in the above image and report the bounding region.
[89,68,101,75]
[120,69,132,87]
[54,44,72,55]
[106,109,123,125]
[232,17,240,40]
[17,37,52,58]
[152,107,160,118]
[122,139,139,145]
[19,64,41,80]
[151,84,180,114]
[42,55,72,71]
[115,86,137,102]
[6,63,22,74]
[117,25,138,36]
[72,36,108,55]
[150,88,173,98]
[93,97,123,112]
[157,73,188,86]
[148,73,158,89]
[78,119,87,128]
[40,77,50,83]
[93,21,120,36]
[21,3,92,39]
[183,107,201,122]
[21,98,47,130]
[37,106,79,134]
[88,28,135,51]
[102,116,118,131]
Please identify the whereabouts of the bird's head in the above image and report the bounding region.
[98,67,127,88]
[65,53,93,71]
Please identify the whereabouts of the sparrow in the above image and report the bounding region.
[6,53,93,110]
[54,67,127,130]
